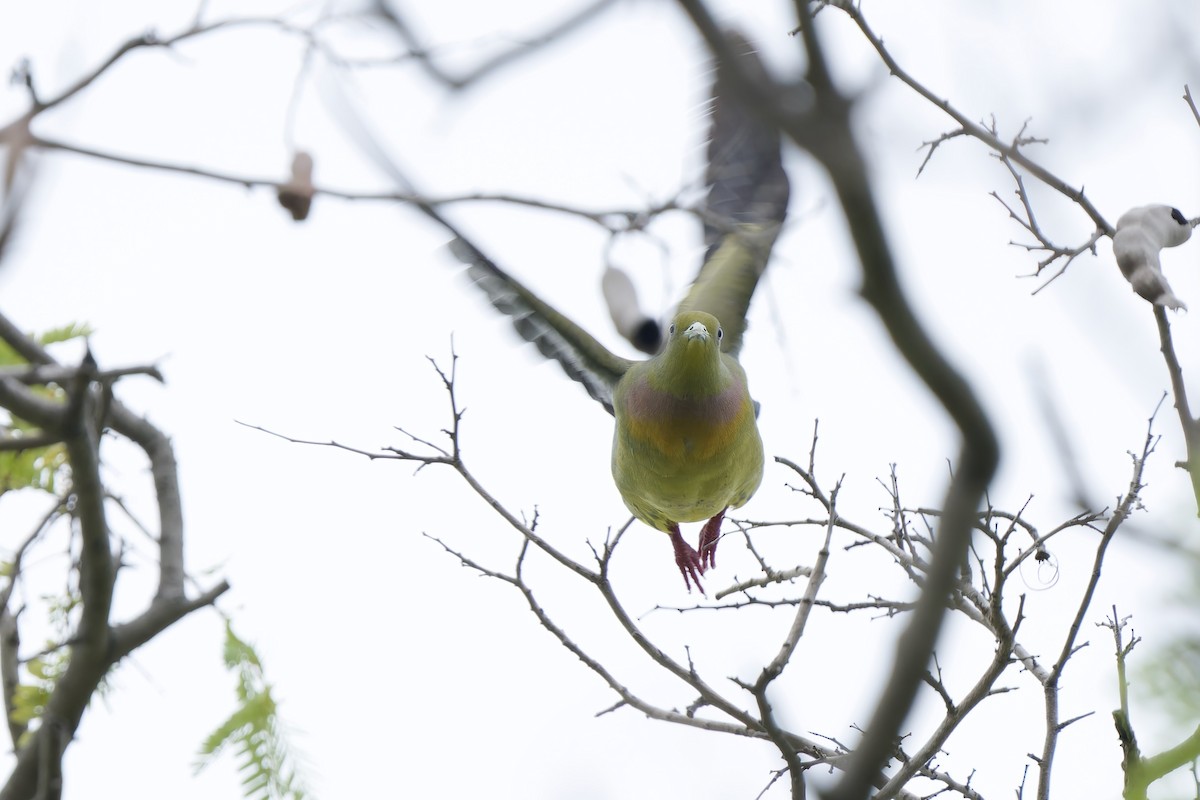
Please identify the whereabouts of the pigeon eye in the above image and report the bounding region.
[669,323,676,336]
[717,326,724,342]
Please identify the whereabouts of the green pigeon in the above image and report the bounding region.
[448,33,790,592]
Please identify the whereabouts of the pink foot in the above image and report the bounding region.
[669,524,706,595]
[698,508,727,571]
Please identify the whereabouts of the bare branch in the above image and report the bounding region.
[876,595,1025,798]
[242,351,599,583]
[1036,409,1159,800]
[1151,309,1200,513]
[31,135,685,234]
[373,0,618,91]
[827,1,1113,237]
[915,128,969,177]
[5,17,314,124]
[713,566,813,599]
[1184,84,1200,131]
[762,483,839,679]
[1105,608,1141,794]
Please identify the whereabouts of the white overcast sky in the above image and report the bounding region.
[1,1,1199,798]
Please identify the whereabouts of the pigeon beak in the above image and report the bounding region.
[682,321,710,341]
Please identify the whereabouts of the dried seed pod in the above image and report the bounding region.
[277,151,315,222]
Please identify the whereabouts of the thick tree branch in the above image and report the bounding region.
[673,7,999,799]
[0,317,229,800]
[1127,725,1200,799]
[0,380,65,432]
[1,356,112,800]
[105,407,186,601]
[109,580,230,660]
[0,363,162,387]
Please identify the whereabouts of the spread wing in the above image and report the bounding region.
[318,65,632,414]
[447,237,633,414]
[677,30,790,357]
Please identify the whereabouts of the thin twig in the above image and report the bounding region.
[1036,408,1160,800]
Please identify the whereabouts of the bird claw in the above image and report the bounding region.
[669,527,706,595]
[698,509,726,571]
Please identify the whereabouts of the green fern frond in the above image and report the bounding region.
[36,323,94,348]
[223,624,263,672]
[196,622,313,800]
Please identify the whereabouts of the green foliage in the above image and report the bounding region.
[10,651,66,724]
[9,648,71,748]
[0,322,92,495]
[0,438,68,494]
[0,321,111,748]
[6,588,103,745]
[1141,553,1200,725]
[34,323,94,350]
[1143,637,1200,723]
[0,322,93,367]
[196,622,311,800]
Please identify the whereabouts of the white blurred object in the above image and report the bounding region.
[601,264,661,354]
[1112,204,1193,310]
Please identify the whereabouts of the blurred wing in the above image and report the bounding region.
[678,30,790,356]
[318,60,632,413]
[448,237,633,414]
